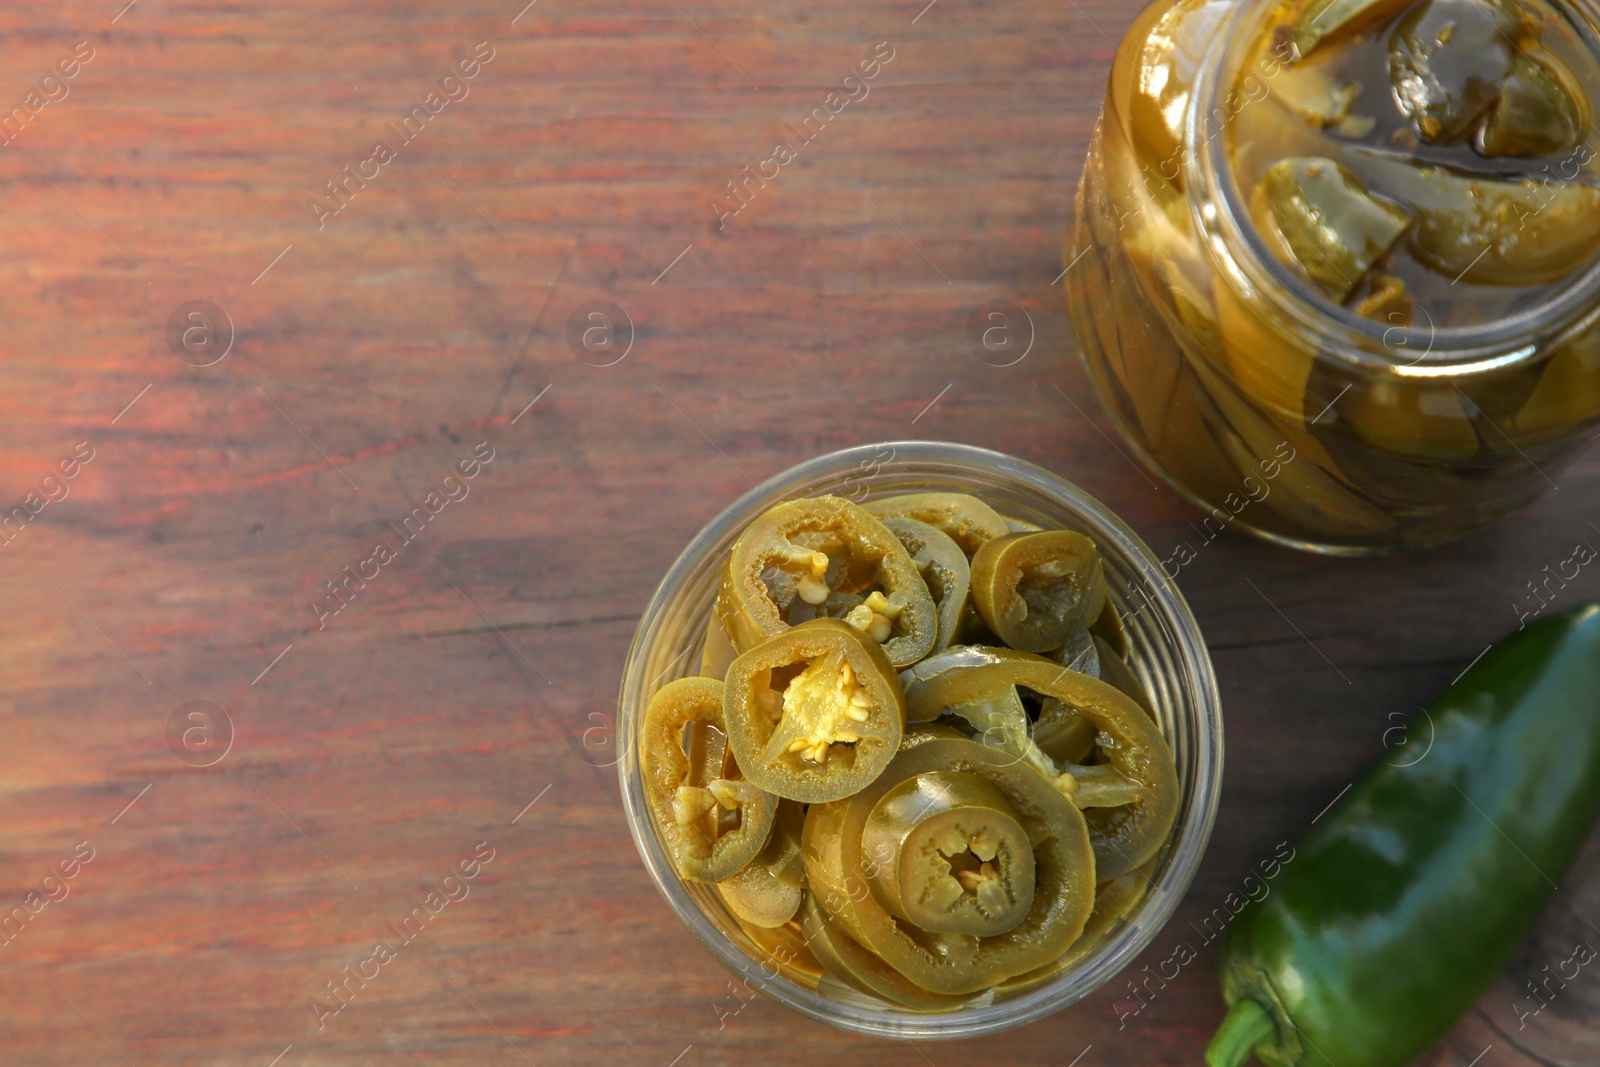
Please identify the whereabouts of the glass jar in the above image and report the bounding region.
[616,441,1222,1038]
[1069,0,1600,554]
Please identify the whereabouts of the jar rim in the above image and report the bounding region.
[1187,0,1600,372]
[614,441,1225,1039]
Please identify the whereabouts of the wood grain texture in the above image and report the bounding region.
[1,0,1597,1064]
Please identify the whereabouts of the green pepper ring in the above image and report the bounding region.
[807,734,1097,995]
[718,495,938,669]
[723,618,906,804]
[798,893,975,1011]
[902,647,1179,879]
[641,676,778,882]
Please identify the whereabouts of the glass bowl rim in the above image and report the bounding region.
[615,440,1224,1039]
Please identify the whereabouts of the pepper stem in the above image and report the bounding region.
[1205,998,1276,1067]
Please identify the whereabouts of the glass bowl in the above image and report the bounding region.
[616,441,1223,1039]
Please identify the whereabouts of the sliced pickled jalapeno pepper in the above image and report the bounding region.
[881,517,971,654]
[800,793,882,948]
[1287,0,1412,59]
[902,647,1177,878]
[998,861,1158,993]
[900,646,1062,780]
[970,531,1108,654]
[798,893,973,1010]
[642,677,777,882]
[1479,51,1587,156]
[1225,0,1600,331]
[1389,162,1600,286]
[1389,0,1520,143]
[1035,701,1100,765]
[861,770,1037,936]
[809,736,1097,995]
[1090,598,1129,659]
[733,912,824,980]
[1252,157,1412,299]
[717,800,806,928]
[1093,635,1157,718]
[717,496,937,669]
[1054,628,1101,677]
[641,484,1180,1007]
[722,618,905,804]
[863,492,1010,556]
[699,609,740,681]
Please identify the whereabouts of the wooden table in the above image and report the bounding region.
[3,0,1598,1064]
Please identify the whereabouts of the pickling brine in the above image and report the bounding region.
[1070,0,1600,552]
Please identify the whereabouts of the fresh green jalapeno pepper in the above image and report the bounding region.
[863,492,1010,556]
[717,496,938,669]
[717,799,807,928]
[970,531,1108,654]
[722,618,905,804]
[901,646,1177,878]
[805,734,1096,994]
[642,677,777,882]
[881,517,970,654]
[1207,605,1600,1067]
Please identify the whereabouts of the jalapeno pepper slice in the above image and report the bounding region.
[862,770,1038,937]
[1389,0,1519,144]
[806,735,1096,994]
[970,531,1108,654]
[1090,598,1129,659]
[1251,157,1412,301]
[1034,698,1100,766]
[642,677,777,882]
[881,517,970,654]
[722,618,905,804]
[1057,626,1100,674]
[732,914,824,980]
[717,496,938,669]
[798,893,974,1010]
[1479,51,1586,157]
[717,799,806,928]
[1286,0,1411,59]
[901,646,1063,780]
[997,860,1156,992]
[1093,635,1156,718]
[699,610,739,681]
[863,492,1010,556]
[901,647,1177,879]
